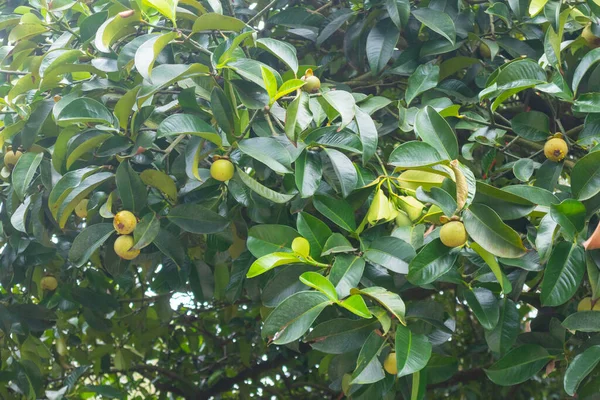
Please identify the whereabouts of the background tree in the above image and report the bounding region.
[1,0,600,398]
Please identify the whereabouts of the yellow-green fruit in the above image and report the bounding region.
[397,196,425,221]
[4,150,22,170]
[40,276,58,291]
[479,42,492,58]
[75,199,89,218]
[210,159,235,182]
[577,297,600,311]
[395,210,412,227]
[384,352,398,375]
[544,138,568,162]
[113,210,137,234]
[341,373,352,394]
[56,337,68,356]
[440,221,468,248]
[302,75,321,93]
[292,237,310,258]
[583,25,600,48]
[114,235,140,260]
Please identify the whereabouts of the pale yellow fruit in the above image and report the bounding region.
[577,297,600,311]
[55,337,68,356]
[440,221,468,248]
[544,138,568,162]
[395,210,412,227]
[114,235,140,260]
[75,199,89,218]
[384,352,398,375]
[210,159,235,182]
[292,237,310,258]
[4,150,22,170]
[302,75,321,93]
[113,210,137,234]
[40,276,58,291]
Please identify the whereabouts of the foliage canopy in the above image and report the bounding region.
[1,0,600,398]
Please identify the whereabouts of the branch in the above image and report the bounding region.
[0,69,28,76]
[192,356,289,399]
[248,0,279,24]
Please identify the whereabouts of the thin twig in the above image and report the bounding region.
[248,0,279,24]
[0,69,27,76]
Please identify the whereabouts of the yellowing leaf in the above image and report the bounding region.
[140,169,178,203]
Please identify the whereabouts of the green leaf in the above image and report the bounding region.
[540,242,585,306]
[284,92,302,142]
[297,212,332,260]
[471,242,512,294]
[57,98,113,127]
[407,239,458,285]
[299,271,338,301]
[414,106,458,160]
[366,18,400,74]
[153,229,187,268]
[388,141,444,168]
[463,203,527,258]
[236,169,295,204]
[274,79,305,102]
[66,132,112,170]
[231,79,270,109]
[21,100,54,150]
[192,13,247,32]
[562,311,600,332]
[564,345,600,395]
[416,187,457,219]
[210,86,235,136]
[247,224,299,258]
[238,137,294,174]
[157,114,222,146]
[364,236,416,274]
[355,108,378,164]
[256,38,298,73]
[485,299,519,354]
[513,158,535,182]
[572,151,600,201]
[12,152,43,201]
[68,223,115,267]
[463,288,499,330]
[350,331,386,384]
[322,90,356,131]
[134,32,177,80]
[550,199,586,238]
[395,324,432,377]
[573,93,600,113]
[142,0,178,25]
[140,170,178,203]
[57,172,114,228]
[405,64,440,106]
[247,252,303,278]
[295,150,322,198]
[313,195,356,232]
[329,254,365,298]
[355,286,406,323]
[572,47,600,95]
[167,204,229,234]
[484,345,551,386]
[94,12,141,53]
[305,318,379,354]
[412,9,456,45]
[322,233,355,256]
[262,291,331,344]
[511,111,550,141]
[322,148,357,198]
[115,162,147,214]
[339,294,372,318]
[132,213,160,250]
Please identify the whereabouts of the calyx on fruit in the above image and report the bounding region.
[4,149,23,170]
[113,210,137,234]
[301,69,320,93]
[440,221,468,248]
[577,297,600,311]
[210,159,235,182]
[114,235,140,260]
[384,352,398,375]
[544,137,568,162]
[292,237,310,258]
[75,199,89,218]
[41,275,58,291]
